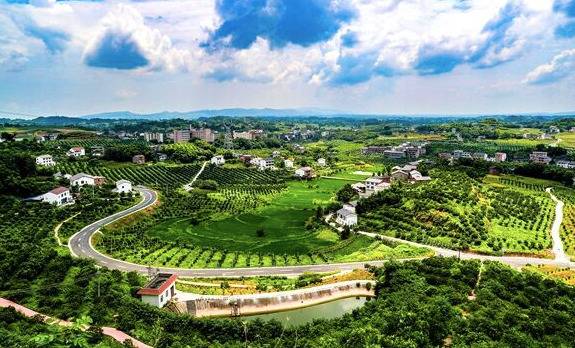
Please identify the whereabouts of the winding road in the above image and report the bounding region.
[69,185,574,277]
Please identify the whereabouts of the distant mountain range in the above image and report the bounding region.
[80,108,351,120]
[1,108,575,125]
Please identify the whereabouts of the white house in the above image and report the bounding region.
[211,155,225,165]
[70,173,106,187]
[137,273,177,308]
[336,208,357,226]
[556,160,575,169]
[317,158,327,166]
[36,154,55,167]
[284,159,294,168]
[42,187,73,206]
[295,166,314,178]
[115,179,132,193]
[67,147,85,157]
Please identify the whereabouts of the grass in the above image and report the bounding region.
[557,132,575,148]
[524,265,575,286]
[147,178,346,254]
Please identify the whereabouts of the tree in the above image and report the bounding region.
[336,184,356,203]
[256,228,265,238]
[341,226,351,240]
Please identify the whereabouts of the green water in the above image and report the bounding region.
[240,296,370,327]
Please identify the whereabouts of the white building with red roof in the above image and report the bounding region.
[67,147,85,157]
[137,273,177,308]
[42,187,73,206]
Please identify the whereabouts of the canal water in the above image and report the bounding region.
[241,296,369,327]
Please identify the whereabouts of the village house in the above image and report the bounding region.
[36,154,56,166]
[115,179,132,193]
[137,273,177,308]
[284,159,294,168]
[295,166,315,179]
[70,173,106,187]
[41,187,73,206]
[472,152,488,161]
[90,146,105,157]
[495,152,507,162]
[211,155,225,165]
[67,147,85,157]
[157,153,168,161]
[351,182,367,193]
[529,151,552,165]
[556,160,575,169]
[132,155,146,165]
[317,158,327,166]
[336,208,358,226]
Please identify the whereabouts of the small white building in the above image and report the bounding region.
[70,173,106,187]
[556,160,575,169]
[494,152,507,162]
[284,159,294,168]
[295,166,314,178]
[115,179,132,193]
[67,147,85,157]
[336,208,357,226]
[365,177,384,191]
[317,158,327,166]
[211,155,225,165]
[137,273,177,308]
[42,187,73,206]
[36,154,56,167]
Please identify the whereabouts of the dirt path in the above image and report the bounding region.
[184,161,208,191]
[546,187,569,263]
[0,298,152,348]
[54,212,81,246]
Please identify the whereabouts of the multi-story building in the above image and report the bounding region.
[529,151,552,165]
[172,129,190,143]
[144,132,164,143]
[36,154,56,166]
[41,187,73,206]
[384,150,406,159]
[233,129,264,140]
[361,146,387,155]
[190,127,215,143]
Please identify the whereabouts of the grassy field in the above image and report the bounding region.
[557,132,575,148]
[148,178,348,254]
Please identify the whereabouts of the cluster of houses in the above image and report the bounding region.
[362,142,428,159]
[438,150,507,163]
[529,151,575,168]
[333,162,433,227]
[35,147,147,167]
[39,174,134,207]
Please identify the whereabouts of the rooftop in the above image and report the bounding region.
[49,186,69,195]
[137,273,177,296]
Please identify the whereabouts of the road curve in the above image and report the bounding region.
[70,186,575,278]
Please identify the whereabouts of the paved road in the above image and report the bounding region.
[0,298,152,348]
[70,186,574,278]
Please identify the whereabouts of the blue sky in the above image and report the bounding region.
[0,0,574,116]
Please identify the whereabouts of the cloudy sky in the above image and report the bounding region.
[0,0,574,116]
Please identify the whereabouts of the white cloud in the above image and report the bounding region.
[82,4,192,72]
[523,49,575,84]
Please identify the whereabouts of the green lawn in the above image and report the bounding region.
[147,178,347,254]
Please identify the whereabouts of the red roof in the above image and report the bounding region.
[70,147,84,151]
[137,274,177,296]
[49,187,69,195]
